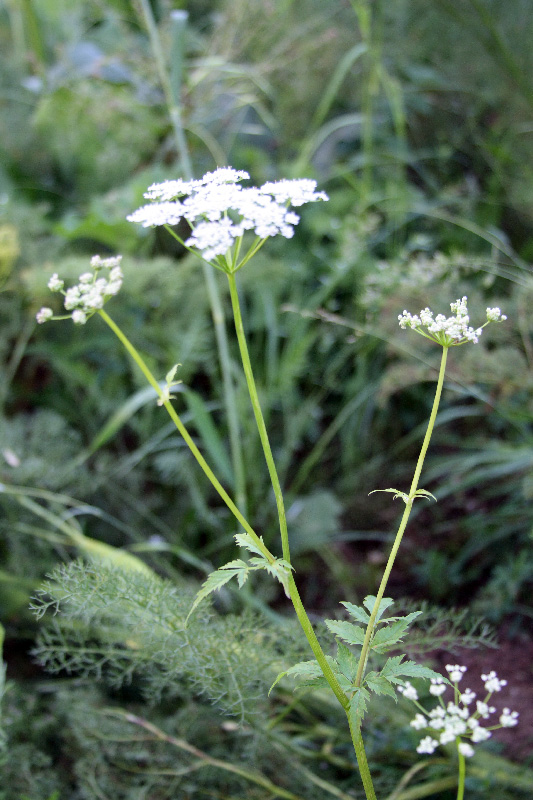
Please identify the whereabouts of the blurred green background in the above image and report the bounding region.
[0,1,532,798]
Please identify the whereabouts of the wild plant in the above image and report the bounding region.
[35,167,516,800]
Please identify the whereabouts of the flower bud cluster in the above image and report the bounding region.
[36,255,123,325]
[127,167,328,262]
[399,664,519,758]
[398,296,506,346]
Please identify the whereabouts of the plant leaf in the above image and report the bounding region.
[363,671,399,700]
[363,595,395,622]
[186,560,249,623]
[324,619,366,646]
[370,613,422,652]
[235,531,267,558]
[380,655,444,684]
[340,601,371,624]
[348,687,370,726]
[336,642,358,682]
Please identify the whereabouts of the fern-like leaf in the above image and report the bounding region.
[186,560,250,623]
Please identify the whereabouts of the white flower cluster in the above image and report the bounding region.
[127,167,328,262]
[398,296,507,346]
[401,664,519,758]
[36,255,123,325]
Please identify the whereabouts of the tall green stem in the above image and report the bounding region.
[456,746,466,800]
[203,264,248,516]
[97,309,269,563]
[227,273,291,563]
[226,274,378,799]
[355,346,449,689]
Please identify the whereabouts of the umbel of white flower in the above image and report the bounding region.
[36,255,123,325]
[398,664,519,758]
[398,296,506,346]
[127,167,328,264]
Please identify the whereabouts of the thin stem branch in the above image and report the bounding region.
[97,309,271,564]
[226,272,291,563]
[355,346,449,689]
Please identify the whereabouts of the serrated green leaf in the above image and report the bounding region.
[235,531,267,558]
[340,601,371,624]
[325,619,366,646]
[371,622,411,652]
[348,687,370,726]
[269,659,323,695]
[363,671,398,700]
[363,595,395,622]
[380,656,444,684]
[186,560,249,624]
[336,642,358,682]
[262,558,293,597]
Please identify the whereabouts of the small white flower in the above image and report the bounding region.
[127,201,184,228]
[399,682,418,701]
[127,168,328,265]
[259,178,328,206]
[481,671,507,693]
[499,708,519,727]
[410,713,428,730]
[47,273,64,291]
[446,664,467,682]
[417,736,439,754]
[36,307,54,324]
[471,726,491,742]
[78,272,93,284]
[429,677,447,696]
[439,729,457,745]
[458,742,475,758]
[460,689,476,705]
[185,218,244,260]
[398,298,506,346]
[71,309,87,324]
[486,307,507,322]
[475,701,496,719]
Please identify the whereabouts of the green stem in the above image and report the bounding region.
[97,309,270,564]
[349,714,378,800]
[355,346,449,689]
[227,272,291,564]
[456,745,466,800]
[202,263,248,516]
[226,275,378,799]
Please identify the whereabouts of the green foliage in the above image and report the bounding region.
[273,598,442,724]
[1,0,532,795]
[187,530,294,620]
